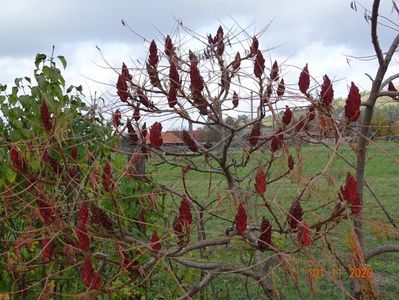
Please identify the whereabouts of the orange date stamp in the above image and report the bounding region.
[310,266,373,280]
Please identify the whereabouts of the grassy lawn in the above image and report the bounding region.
[147,141,399,299]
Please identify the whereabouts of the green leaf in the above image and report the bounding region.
[31,86,39,98]
[0,84,6,92]
[43,66,51,79]
[5,166,16,184]
[19,95,33,109]
[30,159,40,173]
[1,104,9,116]
[0,165,16,184]
[8,87,18,105]
[35,53,47,68]
[57,55,67,69]
[35,74,47,89]
[14,77,22,87]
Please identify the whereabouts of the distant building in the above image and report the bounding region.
[145,132,185,147]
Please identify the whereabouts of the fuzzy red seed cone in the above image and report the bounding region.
[320,74,334,105]
[10,146,26,173]
[82,256,101,290]
[258,218,272,251]
[190,63,204,96]
[150,230,161,253]
[112,109,122,127]
[388,81,397,92]
[297,221,312,246]
[77,203,90,252]
[90,205,113,231]
[345,82,361,122]
[90,205,113,230]
[70,146,78,160]
[255,168,267,196]
[37,199,53,226]
[298,64,310,95]
[117,74,129,102]
[270,60,279,81]
[189,50,199,65]
[270,136,279,153]
[173,215,184,239]
[340,172,361,215]
[37,190,60,226]
[179,196,192,226]
[146,63,160,87]
[277,79,285,98]
[207,34,214,45]
[165,35,175,58]
[121,62,132,81]
[288,155,295,170]
[271,129,284,153]
[232,92,239,108]
[148,40,159,67]
[182,130,198,152]
[78,203,89,226]
[282,106,292,126]
[168,86,178,108]
[288,201,303,230]
[216,25,224,42]
[149,122,163,149]
[250,36,259,55]
[76,223,89,252]
[248,122,261,146]
[102,161,114,192]
[169,63,180,89]
[232,52,241,70]
[235,203,247,236]
[126,119,138,143]
[217,38,225,56]
[42,238,55,262]
[254,50,265,78]
[136,87,154,109]
[307,106,316,122]
[48,155,63,174]
[40,100,52,133]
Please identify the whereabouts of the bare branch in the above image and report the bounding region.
[365,244,399,262]
[176,272,218,300]
[371,0,384,66]
[380,73,399,91]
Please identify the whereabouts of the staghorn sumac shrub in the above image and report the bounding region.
[103,15,399,298]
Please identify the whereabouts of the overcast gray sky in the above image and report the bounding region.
[1,0,398,116]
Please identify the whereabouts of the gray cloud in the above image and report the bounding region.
[0,0,398,98]
[1,0,395,58]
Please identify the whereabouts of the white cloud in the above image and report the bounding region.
[0,57,34,87]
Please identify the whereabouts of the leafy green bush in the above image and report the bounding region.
[0,54,157,298]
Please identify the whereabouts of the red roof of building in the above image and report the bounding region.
[146,132,184,145]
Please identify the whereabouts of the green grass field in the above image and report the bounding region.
[147,141,399,299]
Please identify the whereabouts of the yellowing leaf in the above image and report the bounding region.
[0,293,10,300]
